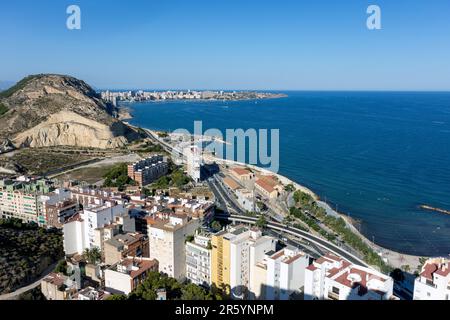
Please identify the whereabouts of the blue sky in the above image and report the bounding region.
[1,0,450,90]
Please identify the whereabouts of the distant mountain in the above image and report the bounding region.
[0,74,142,152]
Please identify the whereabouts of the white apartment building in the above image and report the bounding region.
[63,201,126,256]
[235,188,255,212]
[186,232,212,287]
[105,257,159,295]
[304,253,396,300]
[250,246,309,300]
[413,257,450,300]
[267,247,308,300]
[148,214,200,280]
[228,227,276,299]
[184,145,203,183]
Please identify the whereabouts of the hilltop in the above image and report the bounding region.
[0,74,142,152]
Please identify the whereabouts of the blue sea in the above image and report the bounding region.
[127,92,450,257]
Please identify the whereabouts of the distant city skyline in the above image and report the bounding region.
[1,0,450,90]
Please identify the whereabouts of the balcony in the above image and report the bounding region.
[327,291,340,300]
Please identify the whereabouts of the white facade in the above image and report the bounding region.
[63,201,126,256]
[304,254,395,300]
[186,233,212,287]
[148,215,200,280]
[104,257,158,295]
[236,188,255,212]
[63,216,85,256]
[184,145,202,183]
[104,268,133,295]
[413,257,450,300]
[265,246,309,300]
[228,228,276,299]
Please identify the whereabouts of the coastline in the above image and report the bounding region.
[115,93,288,107]
[122,107,424,271]
[206,155,423,271]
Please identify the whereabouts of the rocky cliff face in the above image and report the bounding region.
[0,74,141,151]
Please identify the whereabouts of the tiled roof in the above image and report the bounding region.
[232,167,252,176]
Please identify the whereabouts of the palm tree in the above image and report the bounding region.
[83,247,102,265]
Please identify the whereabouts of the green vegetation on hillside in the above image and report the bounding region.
[291,190,390,273]
[136,141,164,153]
[0,75,39,99]
[103,163,135,191]
[8,147,96,176]
[0,103,8,116]
[107,271,222,300]
[0,218,64,294]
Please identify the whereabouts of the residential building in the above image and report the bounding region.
[0,178,54,226]
[93,223,121,256]
[211,225,276,299]
[413,257,450,300]
[104,233,149,266]
[184,145,203,183]
[148,214,200,279]
[105,257,159,295]
[41,273,76,301]
[235,188,255,212]
[43,200,78,229]
[75,287,111,300]
[264,246,309,300]
[128,155,168,187]
[304,254,396,300]
[63,201,126,256]
[70,187,127,208]
[186,232,212,287]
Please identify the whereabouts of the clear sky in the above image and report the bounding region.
[1,0,450,90]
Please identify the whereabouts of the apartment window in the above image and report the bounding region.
[332,287,340,294]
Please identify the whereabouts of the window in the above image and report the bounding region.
[332,287,340,294]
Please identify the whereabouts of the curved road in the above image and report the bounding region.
[0,262,58,300]
[216,214,369,268]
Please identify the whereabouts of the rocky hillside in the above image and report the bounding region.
[0,74,142,151]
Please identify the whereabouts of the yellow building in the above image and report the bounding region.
[211,229,231,294]
[211,225,275,299]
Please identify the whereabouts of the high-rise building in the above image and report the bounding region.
[184,145,203,183]
[186,232,212,287]
[259,246,309,300]
[148,214,200,280]
[211,225,276,299]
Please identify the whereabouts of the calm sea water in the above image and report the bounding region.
[127,92,450,256]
